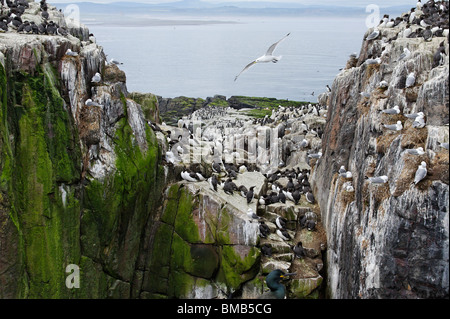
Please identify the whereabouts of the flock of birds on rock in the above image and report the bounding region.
[344,0,450,191]
[151,101,327,274]
[0,0,70,35]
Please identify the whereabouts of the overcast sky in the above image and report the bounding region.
[50,0,415,8]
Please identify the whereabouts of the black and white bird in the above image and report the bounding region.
[293,242,306,259]
[276,229,291,241]
[246,186,256,204]
[259,221,271,238]
[208,175,218,191]
[275,216,287,229]
[305,191,315,204]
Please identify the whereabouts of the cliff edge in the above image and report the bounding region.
[311,0,449,298]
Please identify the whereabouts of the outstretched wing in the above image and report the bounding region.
[234,60,257,81]
[266,32,290,56]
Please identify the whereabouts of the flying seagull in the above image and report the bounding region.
[234,32,290,81]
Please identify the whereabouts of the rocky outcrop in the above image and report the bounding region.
[311,1,449,298]
[0,2,164,298]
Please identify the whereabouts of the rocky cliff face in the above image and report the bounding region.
[0,1,165,298]
[0,1,325,299]
[311,2,449,298]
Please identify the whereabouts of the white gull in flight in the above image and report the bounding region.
[234,32,290,81]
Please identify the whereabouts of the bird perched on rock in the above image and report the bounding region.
[308,151,322,159]
[261,244,272,257]
[258,221,271,238]
[275,216,287,229]
[306,219,316,231]
[181,170,198,182]
[305,191,315,204]
[382,121,403,131]
[398,47,411,61]
[404,111,424,119]
[405,72,416,88]
[414,161,427,185]
[165,151,175,164]
[293,242,306,259]
[381,105,401,114]
[212,162,222,173]
[366,175,388,184]
[366,28,380,41]
[238,185,248,197]
[406,147,425,156]
[276,228,291,241]
[246,186,256,204]
[91,72,101,83]
[208,175,218,191]
[85,99,102,107]
[292,189,301,205]
[278,190,286,203]
[259,269,296,299]
[65,48,78,57]
[223,179,236,195]
[412,113,426,128]
[247,208,261,221]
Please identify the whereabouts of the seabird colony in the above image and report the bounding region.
[358,0,449,186]
[152,98,327,268]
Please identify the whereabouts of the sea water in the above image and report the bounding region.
[84,15,368,102]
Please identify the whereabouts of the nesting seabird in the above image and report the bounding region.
[299,138,309,149]
[308,151,322,159]
[91,72,101,83]
[65,49,78,57]
[379,80,389,89]
[405,72,416,88]
[412,114,426,128]
[366,28,380,41]
[382,121,402,131]
[381,105,401,114]
[340,171,352,179]
[366,175,388,184]
[338,165,346,175]
[110,58,123,65]
[234,32,290,81]
[165,151,175,164]
[404,111,424,119]
[406,147,425,155]
[85,99,102,107]
[398,47,411,61]
[414,161,427,185]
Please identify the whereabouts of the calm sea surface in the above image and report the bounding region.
[84,15,368,102]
